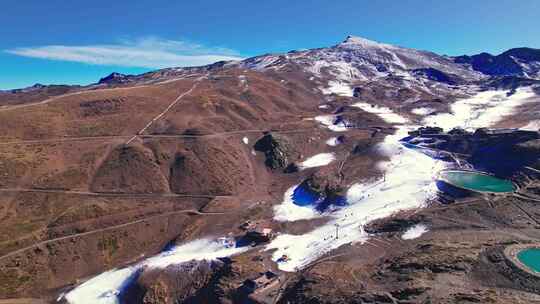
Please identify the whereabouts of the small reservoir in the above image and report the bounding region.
[438,170,516,193]
[517,248,540,273]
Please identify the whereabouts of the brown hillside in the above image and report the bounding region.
[90,144,169,193]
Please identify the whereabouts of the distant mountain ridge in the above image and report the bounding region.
[237,36,540,81]
[3,36,540,95]
[454,47,540,78]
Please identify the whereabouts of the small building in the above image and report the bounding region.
[237,220,275,246]
[236,228,274,247]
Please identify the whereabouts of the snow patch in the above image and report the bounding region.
[340,35,396,50]
[521,120,540,131]
[325,137,341,146]
[321,81,353,97]
[143,239,246,269]
[352,102,408,124]
[243,55,282,70]
[402,224,429,240]
[238,75,248,92]
[273,185,321,222]
[64,268,137,304]
[238,74,247,84]
[315,115,348,132]
[424,87,536,130]
[63,239,247,304]
[326,137,341,147]
[411,107,434,116]
[298,153,336,170]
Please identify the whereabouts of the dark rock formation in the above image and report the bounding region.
[254,133,296,170]
[364,217,423,235]
[402,127,540,176]
[454,47,540,78]
[300,169,347,212]
[307,170,344,198]
[353,87,363,97]
[512,139,540,156]
[284,163,300,173]
[407,126,444,137]
[124,259,230,304]
[98,72,133,85]
[472,245,540,295]
[235,230,272,247]
[484,76,540,91]
[454,52,523,76]
[412,68,460,85]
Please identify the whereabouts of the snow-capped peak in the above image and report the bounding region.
[339,35,394,49]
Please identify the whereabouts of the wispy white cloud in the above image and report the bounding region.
[5,37,244,68]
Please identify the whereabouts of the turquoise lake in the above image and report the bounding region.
[439,170,515,193]
[518,248,540,273]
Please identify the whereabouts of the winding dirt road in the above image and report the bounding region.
[0,188,231,199]
[0,207,226,262]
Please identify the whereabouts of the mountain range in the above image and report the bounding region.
[1,36,540,304]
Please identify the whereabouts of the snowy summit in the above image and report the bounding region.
[339,35,395,49]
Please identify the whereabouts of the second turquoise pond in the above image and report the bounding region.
[517,248,540,273]
[438,170,516,193]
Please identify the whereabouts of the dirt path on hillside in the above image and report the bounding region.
[0,75,200,113]
[0,188,230,199]
[0,208,226,262]
[126,75,206,144]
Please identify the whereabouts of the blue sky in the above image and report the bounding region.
[1,0,539,89]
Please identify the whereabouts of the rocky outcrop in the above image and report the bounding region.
[484,76,540,91]
[295,169,347,212]
[306,169,344,198]
[98,72,133,85]
[125,259,230,304]
[412,68,461,85]
[364,216,423,235]
[403,127,540,176]
[472,245,540,295]
[254,133,296,170]
[513,139,540,157]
